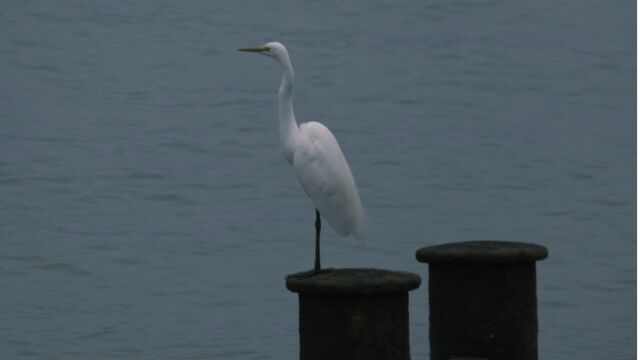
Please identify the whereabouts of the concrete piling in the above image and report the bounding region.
[416,241,548,360]
[286,268,421,360]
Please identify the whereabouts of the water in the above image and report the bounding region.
[0,0,635,359]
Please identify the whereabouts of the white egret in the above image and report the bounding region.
[239,42,365,275]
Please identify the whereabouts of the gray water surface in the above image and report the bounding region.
[1,1,635,359]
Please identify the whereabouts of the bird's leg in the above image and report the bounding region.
[285,209,333,279]
[314,209,321,274]
[285,209,331,280]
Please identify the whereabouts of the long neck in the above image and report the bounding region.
[278,57,298,164]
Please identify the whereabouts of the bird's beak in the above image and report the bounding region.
[238,46,268,53]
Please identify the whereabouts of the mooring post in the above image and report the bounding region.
[415,241,548,360]
[286,268,421,360]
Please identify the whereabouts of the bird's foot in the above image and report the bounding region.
[285,267,334,280]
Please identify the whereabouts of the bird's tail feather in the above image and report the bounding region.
[350,201,366,240]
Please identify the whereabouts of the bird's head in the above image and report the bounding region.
[239,41,290,65]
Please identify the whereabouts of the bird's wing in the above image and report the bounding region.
[292,121,364,238]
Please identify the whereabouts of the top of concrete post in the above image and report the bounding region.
[416,241,548,264]
[286,268,421,295]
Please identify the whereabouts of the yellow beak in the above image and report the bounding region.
[238,46,268,53]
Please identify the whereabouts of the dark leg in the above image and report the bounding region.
[314,209,321,274]
[285,209,330,280]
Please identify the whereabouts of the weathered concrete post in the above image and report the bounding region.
[415,241,548,360]
[286,268,421,360]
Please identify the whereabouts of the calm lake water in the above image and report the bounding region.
[0,1,635,359]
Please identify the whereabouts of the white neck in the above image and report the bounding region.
[278,56,298,164]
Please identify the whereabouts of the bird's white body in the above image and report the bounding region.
[245,41,365,239]
[293,121,364,238]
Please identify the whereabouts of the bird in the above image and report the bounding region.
[239,42,365,276]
